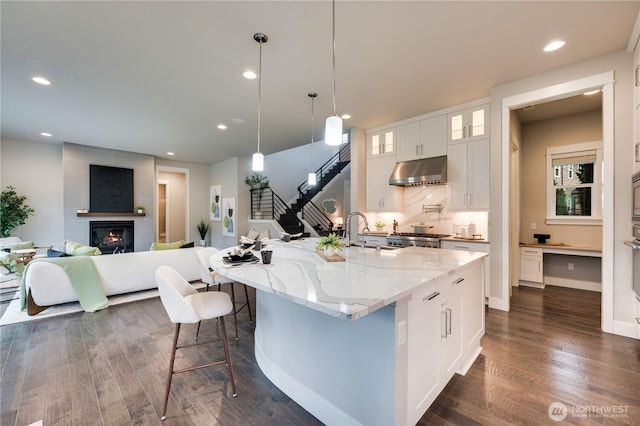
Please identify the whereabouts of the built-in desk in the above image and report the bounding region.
[519,243,602,291]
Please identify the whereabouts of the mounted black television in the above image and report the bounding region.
[89,165,134,213]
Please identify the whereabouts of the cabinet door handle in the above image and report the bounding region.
[538,260,541,272]
[454,245,469,250]
[452,277,464,285]
[463,126,466,139]
[420,144,424,155]
[416,145,419,156]
[424,291,440,301]
[446,308,452,335]
[441,310,448,338]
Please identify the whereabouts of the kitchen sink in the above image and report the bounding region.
[349,243,399,251]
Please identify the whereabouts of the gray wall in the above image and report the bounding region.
[0,138,64,247]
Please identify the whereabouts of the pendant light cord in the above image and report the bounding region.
[258,39,263,153]
[331,0,337,117]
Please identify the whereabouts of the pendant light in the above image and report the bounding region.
[324,0,342,146]
[252,33,268,171]
[308,92,318,186]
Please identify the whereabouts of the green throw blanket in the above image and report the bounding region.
[20,256,108,313]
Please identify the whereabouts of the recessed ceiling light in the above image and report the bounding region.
[40,132,52,137]
[231,118,246,125]
[543,40,566,52]
[32,76,51,85]
[243,70,257,80]
[217,124,227,130]
[341,114,351,120]
[167,152,175,156]
[584,89,601,96]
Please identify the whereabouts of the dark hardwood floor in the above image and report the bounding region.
[2,285,639,425]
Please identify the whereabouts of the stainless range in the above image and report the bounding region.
[386,232,450,248]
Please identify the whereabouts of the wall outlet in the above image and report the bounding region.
[568,262,574,271]
[397,321,407,347]
[531,223,537,230]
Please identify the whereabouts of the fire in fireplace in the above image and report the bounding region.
[90,221,134,254]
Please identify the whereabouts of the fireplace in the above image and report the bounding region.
[90,221,134,254]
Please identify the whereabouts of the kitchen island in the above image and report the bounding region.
[211,239,487,426]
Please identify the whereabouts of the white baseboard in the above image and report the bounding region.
[544,276,601,292]
[611,319,640,340]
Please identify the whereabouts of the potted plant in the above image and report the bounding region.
[316,232,344,256]
[136,206,145,214]
[374,219,386,231]
[245,172,269,218]
[0,186,35,237]
[196,218,209,246]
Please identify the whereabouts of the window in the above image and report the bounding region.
[546,141,602,225]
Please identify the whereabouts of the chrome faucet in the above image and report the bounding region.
[345,212,370,247]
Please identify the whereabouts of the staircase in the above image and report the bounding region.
[248,142,351,236]
[292,143,351,235]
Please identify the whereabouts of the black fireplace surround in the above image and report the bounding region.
[90,221,134,254]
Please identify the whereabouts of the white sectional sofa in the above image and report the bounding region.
[23,247,202,315]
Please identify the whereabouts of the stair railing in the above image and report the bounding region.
[297,140,351,196]
[250,187,305,233]
[300,193,334,235]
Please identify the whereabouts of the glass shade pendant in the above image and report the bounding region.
[308,92,318,185]
[308,172,317,186]
[252,152,264,172]
[325,115,342,146]
[252,33,268,172]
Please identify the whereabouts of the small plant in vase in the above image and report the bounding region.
[136,206,145,214]
[196,218,209,246]
[316,232,344,256]
[374,219,386,232]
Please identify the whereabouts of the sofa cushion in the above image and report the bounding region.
[64,240,102,256]
[150,240,185,251]
[2,240,34,251]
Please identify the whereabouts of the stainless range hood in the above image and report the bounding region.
[388,155,447,186]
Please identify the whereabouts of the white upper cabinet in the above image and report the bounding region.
[366,154,403,212]
[447,138,490,211]
[368,128,395,158]
[447,104,489,143]
[397,116,447,162]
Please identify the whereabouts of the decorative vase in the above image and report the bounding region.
[323,247,335,257]
[199,240,206,247]
[376,226,384,232]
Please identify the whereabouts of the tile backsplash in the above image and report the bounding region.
[366,185,489,239]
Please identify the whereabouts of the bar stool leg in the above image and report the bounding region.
[230,283,239,341]
[243,284,253,324]
[219,316,238,397]
[161,323,181,420]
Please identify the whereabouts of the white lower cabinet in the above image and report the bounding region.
[519,247,543,286]
[406,260,485,425]
[441,240,490,301]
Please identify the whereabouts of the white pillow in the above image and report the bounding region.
[259,229,271,240]
[246,228,260,240]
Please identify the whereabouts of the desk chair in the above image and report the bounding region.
[196,247,253,341]
[155,265,237,421]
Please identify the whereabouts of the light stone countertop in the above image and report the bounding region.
[211,238,487,321]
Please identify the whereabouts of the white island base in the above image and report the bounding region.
[253,258,485,426]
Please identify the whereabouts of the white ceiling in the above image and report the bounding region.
[1,1,638,165]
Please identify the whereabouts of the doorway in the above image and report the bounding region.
[156,166,190,244]
[500,71,615,332]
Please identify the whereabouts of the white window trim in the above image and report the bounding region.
[546,141,602,225]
